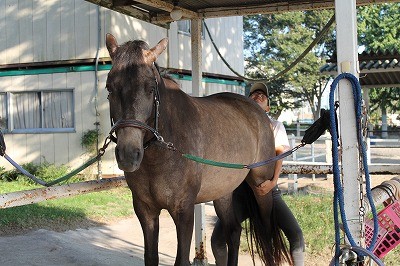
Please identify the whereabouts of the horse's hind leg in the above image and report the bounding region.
[213,189,248,266]
[211,219,229,265]
[133,197,161,266]
[211,211,242,266]
[169,203,195,266]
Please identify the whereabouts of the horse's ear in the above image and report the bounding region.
[145,38,168,63]
[106,33,119,58]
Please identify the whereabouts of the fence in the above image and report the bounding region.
[283,133,400,191]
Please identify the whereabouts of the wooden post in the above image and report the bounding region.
[191,18,208,266]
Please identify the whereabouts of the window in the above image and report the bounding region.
[177,20,205,38]
[177,20,191,35]
[0,93,6,129]
[1,90,74,133]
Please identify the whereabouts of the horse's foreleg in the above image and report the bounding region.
[133,198,161,266]
[170,203,195,266]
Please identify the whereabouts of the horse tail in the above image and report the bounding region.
[242,182,292,266]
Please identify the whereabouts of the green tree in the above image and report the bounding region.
[358,3,400,134]
[244,10,335,120]
[358,3,400,51]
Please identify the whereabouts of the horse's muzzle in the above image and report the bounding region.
[115,145,143,172]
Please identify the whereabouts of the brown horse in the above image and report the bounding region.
[105,34,286,266]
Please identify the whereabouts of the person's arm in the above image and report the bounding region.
[251,145,285,196]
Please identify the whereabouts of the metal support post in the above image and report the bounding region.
[334,0,364,246]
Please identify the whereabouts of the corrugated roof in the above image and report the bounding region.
[84,0,397,27]
[86,0,400,88]
[320,49,400,88]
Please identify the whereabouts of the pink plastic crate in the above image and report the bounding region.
[365,200,400,258]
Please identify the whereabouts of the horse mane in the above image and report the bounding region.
[114,41,180,90]
[155,64,181,90]
[114,40,149,67]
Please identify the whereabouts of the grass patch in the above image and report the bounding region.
[284,194,335,255]
[0,180,132,235]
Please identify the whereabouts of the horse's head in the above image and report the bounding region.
[105,34,168,172]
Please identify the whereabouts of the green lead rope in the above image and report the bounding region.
[45,156,99,186]
[3,153,99,187]
[181,143,305,170]
[182,153,245,169]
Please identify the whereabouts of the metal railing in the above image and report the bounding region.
[282,133,400,192]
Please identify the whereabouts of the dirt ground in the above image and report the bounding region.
[0,174,398,266]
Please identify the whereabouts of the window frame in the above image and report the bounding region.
[177,20,205,39]
[1,89,75,134]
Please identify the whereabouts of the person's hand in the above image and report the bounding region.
[251,179,275,196]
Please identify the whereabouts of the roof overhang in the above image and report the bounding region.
[85,0,400,27]
[87,0,400,88]
[320,50,400,88]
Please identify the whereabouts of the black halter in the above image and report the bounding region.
[108,64,168,149]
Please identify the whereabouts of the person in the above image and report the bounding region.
[211,82,305,265]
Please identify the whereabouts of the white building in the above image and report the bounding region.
[0,0,244,176]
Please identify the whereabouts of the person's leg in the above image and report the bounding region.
[273,187,305,266]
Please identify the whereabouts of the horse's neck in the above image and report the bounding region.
[158,80,195,134]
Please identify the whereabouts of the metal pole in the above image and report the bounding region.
[334,0,363,246]
[191,18,208,266]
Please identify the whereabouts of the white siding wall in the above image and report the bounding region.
[0,71,122,175]
[0,0,244,175]
[0,0,109,64]
[178,80,245,96]
[1,0,243,74]
[168,17,244,77]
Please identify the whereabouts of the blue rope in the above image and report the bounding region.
[329,73,380,264]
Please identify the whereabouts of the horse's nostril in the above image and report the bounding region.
[115,146,142,163]
[132,148,141,161]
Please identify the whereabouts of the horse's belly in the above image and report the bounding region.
[195,168,249,203]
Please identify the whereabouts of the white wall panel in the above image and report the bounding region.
[75,0,91,59]
[46,0,61,62]
[19,0,34,63]
[5,0,19,64]
[32,0,47,62]
[0,1,5,63]
[60,1,76,60]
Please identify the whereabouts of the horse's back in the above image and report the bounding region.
[192,92,272,143]
[183,92,276,201]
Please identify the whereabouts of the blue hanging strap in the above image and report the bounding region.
[329,73,381,264]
